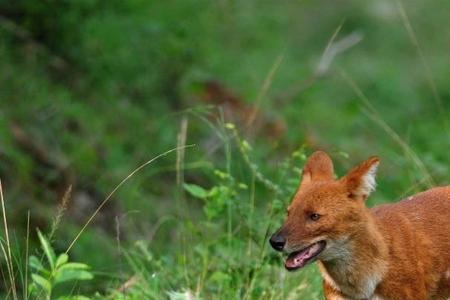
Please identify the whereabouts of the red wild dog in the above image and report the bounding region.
[269,151,450,300]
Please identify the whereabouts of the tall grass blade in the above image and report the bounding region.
[25,211,30,300]
[339,69,435,187]
[394,0,449,134]
[0,179,18,300]
[245,53,284,128]
[66,144,195,253]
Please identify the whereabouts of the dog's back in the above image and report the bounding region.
[372,186,450,299]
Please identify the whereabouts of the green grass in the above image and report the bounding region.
[0,0,449,298]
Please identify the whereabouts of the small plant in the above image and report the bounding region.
[28,229,94,300]
[183,169,242,220]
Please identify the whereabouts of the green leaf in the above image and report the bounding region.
[54,269,93,285]
[58,262,90,271]
[28,282,36,295]
[31,273,51,294]
[207,186,219,197]
[37,229,56,270]
[183,183,208,199]
[29,255,45,272]
[224,123,235,129]
[56,253,69,268]
[238,183,248,190]
[210,270,232,284]
[240,139,252,152]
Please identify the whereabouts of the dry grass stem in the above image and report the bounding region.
[246,53,284,128]
[0,180,18,300]
[339,69,435,187]
[49,185,72,240]
[24,211,30,300]
[66,144,195,253]
[394,0,449,134]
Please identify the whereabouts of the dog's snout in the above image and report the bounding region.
[270,232,286,251]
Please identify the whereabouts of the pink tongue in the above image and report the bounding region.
[285,243,320,269]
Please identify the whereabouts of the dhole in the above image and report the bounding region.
[270,151,450,300]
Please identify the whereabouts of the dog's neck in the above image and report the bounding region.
[318,212,388,299]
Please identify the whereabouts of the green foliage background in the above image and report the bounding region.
[0,0,449,299]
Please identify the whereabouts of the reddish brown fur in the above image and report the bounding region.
[274,151,450,300]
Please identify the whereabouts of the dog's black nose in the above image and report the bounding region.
[269,233,286,251]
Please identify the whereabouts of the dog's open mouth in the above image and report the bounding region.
[285,241,326,271]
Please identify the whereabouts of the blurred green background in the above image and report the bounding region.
[0,0,449,299]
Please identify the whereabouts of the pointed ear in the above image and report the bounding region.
[300,151,334,188]
[343,156,380,201]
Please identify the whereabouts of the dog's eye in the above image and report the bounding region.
[309,213,321,221]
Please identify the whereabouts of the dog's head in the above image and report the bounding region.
[270,151,379,271]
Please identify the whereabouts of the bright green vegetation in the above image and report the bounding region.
[29,230,93,299]
[0,0,449,299]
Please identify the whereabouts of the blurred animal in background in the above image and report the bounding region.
[198,80,285,140]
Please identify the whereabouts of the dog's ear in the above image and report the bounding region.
[300,151,334,188]
[343,156,379,201]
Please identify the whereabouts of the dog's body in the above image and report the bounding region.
[270,151,450,300]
